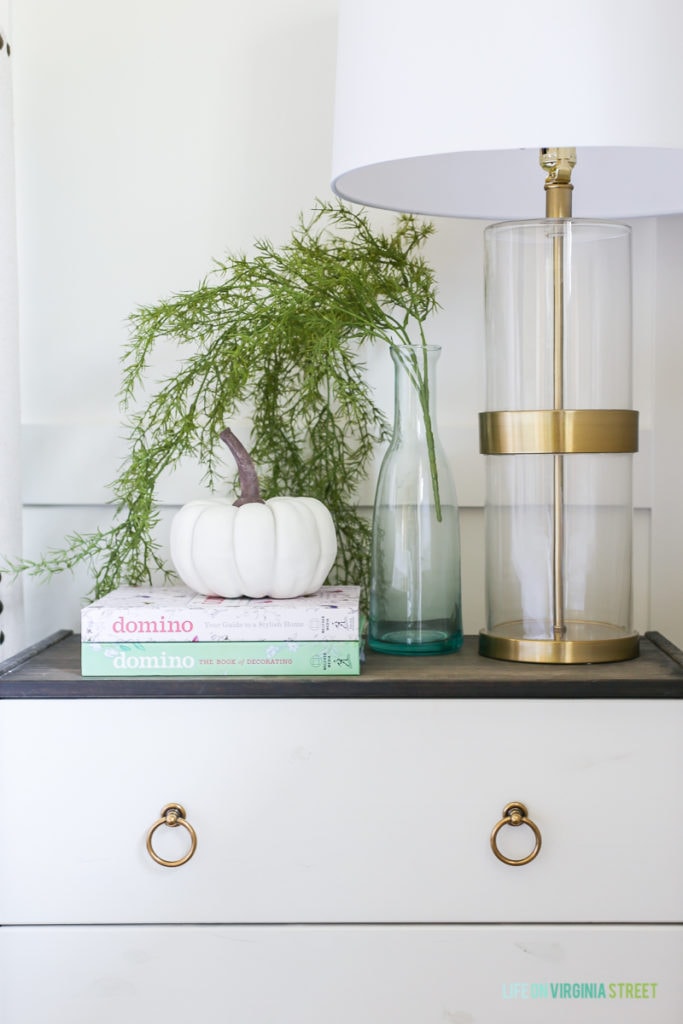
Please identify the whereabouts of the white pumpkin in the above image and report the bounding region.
[170,495,337,598]
[169,427,338,599]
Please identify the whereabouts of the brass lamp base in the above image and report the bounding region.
[479,627,640,665]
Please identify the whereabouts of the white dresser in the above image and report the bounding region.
[1,632,682,1022]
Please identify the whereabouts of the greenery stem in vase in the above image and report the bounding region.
[388,338,442,521]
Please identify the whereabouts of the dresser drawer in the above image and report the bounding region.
[0,698,680,923]
[1,924,681,1023]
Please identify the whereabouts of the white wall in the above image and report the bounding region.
[8,0,682,652]
[651,215,683,646]
[0,0,23,659]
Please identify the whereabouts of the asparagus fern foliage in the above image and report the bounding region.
[7,201,438,600]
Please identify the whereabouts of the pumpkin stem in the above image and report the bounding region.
[220,428,266,507]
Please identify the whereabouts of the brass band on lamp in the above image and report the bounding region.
[479,409,639,455]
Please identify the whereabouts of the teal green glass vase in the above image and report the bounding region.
[368,345,463,655]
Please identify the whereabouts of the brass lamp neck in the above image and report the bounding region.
[540,147,577,218]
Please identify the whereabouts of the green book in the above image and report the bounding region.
[81,638,362,677]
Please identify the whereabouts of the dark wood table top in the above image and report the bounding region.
[2,631,683,700]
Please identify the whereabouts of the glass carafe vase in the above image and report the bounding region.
[369,344,463,655]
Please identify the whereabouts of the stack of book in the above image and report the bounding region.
[80,585,363,677]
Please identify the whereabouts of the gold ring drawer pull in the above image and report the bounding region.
[146,803,197,867]
[490,801,542,866]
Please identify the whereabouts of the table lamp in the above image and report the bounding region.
[331,0,683,664]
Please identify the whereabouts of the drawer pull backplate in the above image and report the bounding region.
[146,803,197,867]
[490,801,542,866]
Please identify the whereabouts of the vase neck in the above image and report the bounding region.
[390,345,439,438]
